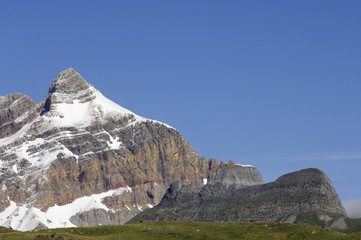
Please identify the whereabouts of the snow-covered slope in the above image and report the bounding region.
[42,74,149,128]
[0,68,206,230]
[0,68,171,171]
[0,186,131,231]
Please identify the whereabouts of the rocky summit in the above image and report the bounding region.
[0,68,348,231]
[0,68,214,230]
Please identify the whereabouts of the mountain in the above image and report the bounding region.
[129,168,348,229]
[0,68,213,230]
[0,68,348,231]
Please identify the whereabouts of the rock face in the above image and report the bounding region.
[0,68,210,230]
[129,168,347,229]
[0,93,38,138]
[0,68,348,231]
[208,162,263,187]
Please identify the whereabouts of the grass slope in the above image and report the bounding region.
[1,222,361,240]
[344,218,361,233]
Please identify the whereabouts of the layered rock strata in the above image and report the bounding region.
[0,68,347,231]
[129,168,347,229]
[0,68,211,230]
[0,93,38,138]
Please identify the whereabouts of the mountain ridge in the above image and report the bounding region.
[0,68,348,231]
[0,68,210,230]
[129,168,348,229]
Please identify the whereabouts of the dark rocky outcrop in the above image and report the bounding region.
[129,168,347,229]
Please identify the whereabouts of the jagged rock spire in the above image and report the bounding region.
[41,68,103,117]
[45,68,96,104]
[49,68,89,94]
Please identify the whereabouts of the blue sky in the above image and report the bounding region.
[1,1,361,202]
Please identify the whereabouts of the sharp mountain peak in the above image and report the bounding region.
[48,68,93,97]
[0,69,347,231]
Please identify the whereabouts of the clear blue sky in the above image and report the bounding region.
[1,1,360,202]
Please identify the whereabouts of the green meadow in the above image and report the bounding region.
[1,221,361,240]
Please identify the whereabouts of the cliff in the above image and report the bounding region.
[0,68,209,230]
[129,168,347,229]
[0,68,348,231]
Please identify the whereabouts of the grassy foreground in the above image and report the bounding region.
[1,221,361,240]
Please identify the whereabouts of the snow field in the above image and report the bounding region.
[0,186,133,231]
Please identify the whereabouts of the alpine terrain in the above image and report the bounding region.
[0,68,348,231]
[0,68,214,230]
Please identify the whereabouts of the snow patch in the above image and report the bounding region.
[14,111,30,123]
[0,200,17,227]
[38,87,175,131]
[235,164,254,168]
[0,187,129,231]
[106,133,123,150]
[0,201,39,231]
[7,137,77,170]
[52,100,92,126]
[93,91,139,120]
[203,178,208,185]
[12,165,18,174]
[0,123,32,145]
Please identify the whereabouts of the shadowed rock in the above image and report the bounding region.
[0,93,38,138]
[129,168,347,229]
